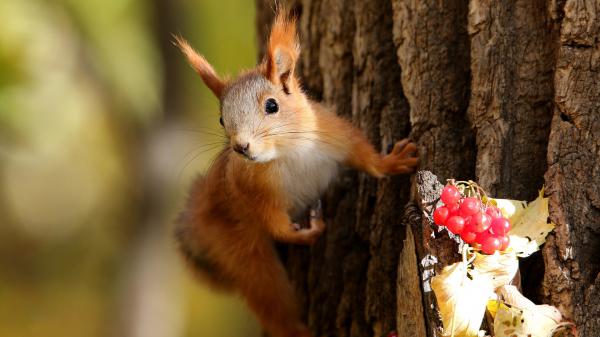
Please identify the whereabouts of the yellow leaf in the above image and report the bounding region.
[431,262,493,337]
[472,251,518,290]
[494,285,563,337]
[509,190,555,257]
[490,198,527,224]
[491,189,555,257]
[493,301,527,337]
[486,300,499,319]
[507,236,540,257]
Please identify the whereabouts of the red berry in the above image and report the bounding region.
[460,230,477,244]
[486,206,503,219]
[463,215,474,231]
[475,230,492,245]
[460,197,481,217]
[433,207,449,226]
[481,236,501,254]
[441,185,461,205]
[446,215,465,234]
[491,217,511,235]
[447,202,460,214]
[387,332,398,337]
[499,235,510,251]
[471,212,492,233]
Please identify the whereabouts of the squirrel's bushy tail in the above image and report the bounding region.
[225,241,311,337]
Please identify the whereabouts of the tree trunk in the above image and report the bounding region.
[256,0,599,336]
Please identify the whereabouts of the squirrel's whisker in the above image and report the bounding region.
[176,143,224,182]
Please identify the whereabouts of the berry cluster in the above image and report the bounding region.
[433,184,511,254]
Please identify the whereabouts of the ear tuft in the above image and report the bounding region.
[174,35,225,98]
[264,9,300,92]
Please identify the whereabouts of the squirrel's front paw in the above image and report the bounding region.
[291,201,325,245]
[291,222,324,245]
[382,138,419,175]
[304,217,325,245]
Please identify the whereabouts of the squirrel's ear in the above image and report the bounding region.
[175,36,225,98]
[264,10,299,93]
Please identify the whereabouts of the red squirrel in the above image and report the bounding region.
[174,9,418,337]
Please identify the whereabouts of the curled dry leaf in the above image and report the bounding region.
[492,301,529,337]
[490,189,555,257]
[497,285,537,311]
[497,285,562,322]
[472,251,518,290]
[431,262,493,337]
[492,285,566,337]
[486,299,500,319]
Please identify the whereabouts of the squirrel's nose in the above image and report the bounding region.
[233,142,250,155]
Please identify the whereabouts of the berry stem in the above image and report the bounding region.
[452,180,491,208]
[450,245,471,337]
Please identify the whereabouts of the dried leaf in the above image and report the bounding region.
[508,189,555,257]
[494,285,564,337]
[486,300,499,319]
[489,198,527,223]
[497,285,537,310]
[507,235,541,257]
[493,301,527,337]
[431,262,493,337]
[472,251,519,290]
[491,189,555,257]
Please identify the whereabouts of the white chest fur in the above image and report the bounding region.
[275,143,341,216]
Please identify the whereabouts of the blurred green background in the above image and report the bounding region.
[0,0,261,336]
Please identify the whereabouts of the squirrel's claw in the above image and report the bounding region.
[309,199,322,219]
[382,139,419,175]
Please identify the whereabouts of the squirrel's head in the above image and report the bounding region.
[176,10,315,163]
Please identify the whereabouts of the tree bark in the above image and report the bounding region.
[542,1,600,335]
[256,0,599,336]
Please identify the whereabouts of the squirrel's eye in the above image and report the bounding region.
[265,98,279,114]
[219,116,224,126]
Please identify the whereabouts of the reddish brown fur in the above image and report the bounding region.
[264,11,300,92]
[311,102,418,177]
[175,35,226,98]
[175,9,418,337]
